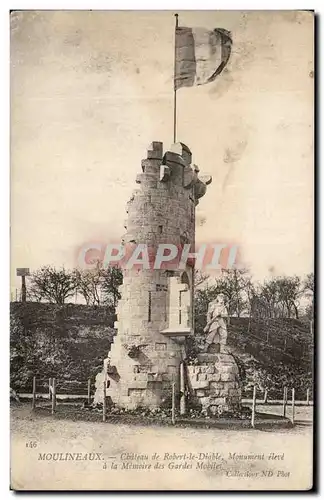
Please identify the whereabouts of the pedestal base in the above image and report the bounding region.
[187,353,242,415]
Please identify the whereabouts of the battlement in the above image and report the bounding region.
[136,141,212,203]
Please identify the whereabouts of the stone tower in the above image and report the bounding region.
[94,141,211,409]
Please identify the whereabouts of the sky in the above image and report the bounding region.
[10,10,314,293]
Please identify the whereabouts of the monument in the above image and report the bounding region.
[186,293,242,416]
[94,141,241,414]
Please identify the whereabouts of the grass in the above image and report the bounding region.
[25,402,293,430]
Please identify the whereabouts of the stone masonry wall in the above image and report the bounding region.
[186,354,242,415]
[95,141,211,409]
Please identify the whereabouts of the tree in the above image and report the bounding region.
[303,272,314,322]
[194,270,209,288]
[74,263,123,308]
[29,266,77,304]
[214,268,251,320]
[101,266,123,307]
[258,279,281,319]
[276,276,301,319]
[258,276,301,319]
[74,264,102,306]
[304,272,314,294]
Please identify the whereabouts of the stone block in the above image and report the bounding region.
[133,373,147,381]
[147,150,163,160]
[163,151,186,168]
[160,165,171,182]
[196,389,206,398]
[199,397,210,408]
[198,373,208,381]
[192,380,209,389]
[170,142,192,166]
[219,389,230,397]
[197,353,218,363]
[229,388,241,396]
[208,397,226,406]
[228,396,241,404]
[221,372,236,382]
[183,166,195,188]
[148,141,163,158]
[128,381,147,390]
[220,364,239,374]
[217,354,236,364]
[206,365,215,375]
[210,381,224,390]
[208,389,220,397]
[223,382,237,390]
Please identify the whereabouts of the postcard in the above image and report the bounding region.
[10,10,314,491]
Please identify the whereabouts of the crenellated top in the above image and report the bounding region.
[136,141,212,205]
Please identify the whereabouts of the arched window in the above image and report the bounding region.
[180,271,190,287]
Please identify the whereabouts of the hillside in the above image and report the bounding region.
[227,317,313,399]
[10,302,116,394]
[10,303,313,400]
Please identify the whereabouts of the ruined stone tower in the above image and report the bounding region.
[94,141,212,409]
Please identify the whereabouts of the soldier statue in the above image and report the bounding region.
[202,293,228,354]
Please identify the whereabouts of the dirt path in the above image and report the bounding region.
[10,405,313,491]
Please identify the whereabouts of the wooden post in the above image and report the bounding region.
[171,382,176,425]
[87,378,91,405]
[103,381,107,422]
[21,275,27,303]
[48,378,52,401]
[179,362,186,416]
[51,378,56,415]
[283,387,287,417]
[32,376,36,410]
[263,389,268,404]
[251,386,257,428]
[291,388,295,426]
[306,388,310,406]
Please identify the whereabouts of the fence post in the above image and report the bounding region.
[251,386,257,428]
[283,387,287,417]
[263,389,268,404]
[291,388,295,426]
[32,376,36,410]
[103,381,107,422]
[179,362,186,416]
[48,378,52,401]
[87,378,91,406]
[171,382,176,425]
[306,388,310,406]
[51,378,56,415]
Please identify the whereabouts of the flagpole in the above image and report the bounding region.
[173,13,179,144]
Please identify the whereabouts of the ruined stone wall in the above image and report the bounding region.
[102,141,210,409]
[186,354,242,415]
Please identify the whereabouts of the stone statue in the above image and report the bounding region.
[202,294,228,354]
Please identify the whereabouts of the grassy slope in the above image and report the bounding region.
[227,317,313,398]
[10,303,313,399]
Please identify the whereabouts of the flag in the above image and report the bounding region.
[175,27,232,90]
